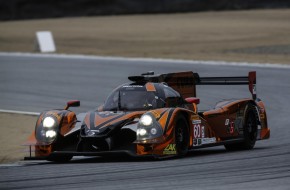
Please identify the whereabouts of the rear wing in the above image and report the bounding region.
[196,71,257,100]
[128,71,257,100]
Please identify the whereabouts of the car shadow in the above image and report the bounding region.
[24,146,272,165]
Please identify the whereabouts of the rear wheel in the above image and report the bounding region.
[175,115,189,156]
[224,104,258,151]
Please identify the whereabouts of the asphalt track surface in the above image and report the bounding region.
[1,53,290,189]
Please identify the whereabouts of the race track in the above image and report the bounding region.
[0,53,290,189]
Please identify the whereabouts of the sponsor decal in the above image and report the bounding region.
[225,119,240,135]
[226,121,239,135]
[230,122,235,134]
[201,137,216,144]
[225,119,230,126]
[193,137,216,147]
[192,120,201,124]
[122,85,143,88]
[260,113,265,119]
[202,126,205,138]
[191,115,199,120]
[150,110,161,119]
[163,144,176,154]
[193,138,202,146]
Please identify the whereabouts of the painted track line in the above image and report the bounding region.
[1,52,290,69]
[0,109,39,116]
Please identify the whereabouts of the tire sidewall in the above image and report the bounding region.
[243,104,258,149]
[175,115,189,156]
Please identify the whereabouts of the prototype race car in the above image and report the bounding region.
[25,71,270,162]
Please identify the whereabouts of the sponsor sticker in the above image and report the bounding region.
[201,126,205,138]
[192,120,201,124]
[150,110,160,119]
[230,122,235,134]
[193,138,203,146]
[225,119,230,126]
[201,137,216,145]
[226,119,240,135]
[193,137,216,147]
[191,115,199,120]
[122,85,143,88]
[260,113,265,119]
[163,144,176,155]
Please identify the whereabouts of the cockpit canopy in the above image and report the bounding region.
[103,82,183,111]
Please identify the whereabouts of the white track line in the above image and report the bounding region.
[1,52,290,69]
[0,109,39,116]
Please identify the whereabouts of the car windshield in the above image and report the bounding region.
[103,89,164,111]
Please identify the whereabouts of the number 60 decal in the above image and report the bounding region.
[194,124,201,138]
[194,124,205,138]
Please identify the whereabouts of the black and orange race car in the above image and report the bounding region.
[25,71,270,162]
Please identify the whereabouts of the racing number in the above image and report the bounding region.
[194,124,201,138]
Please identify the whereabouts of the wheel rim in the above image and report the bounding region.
[176,127,184,143]
[247,111,257,142]
[175,119,188,155]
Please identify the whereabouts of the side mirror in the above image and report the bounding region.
[64,100,80,110]
[185,97,200,104]
[185,97,199,113]
[97,105,104,112]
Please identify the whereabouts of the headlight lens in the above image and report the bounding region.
[137,128,147,136]
[43,116,56,128]
[136,113,163,142]
[36,115,59,143]
[45,130,57,138]
[140,115,153,126]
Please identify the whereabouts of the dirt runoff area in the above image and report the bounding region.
[1,9,290,163]
[0,9,290,64]
[0,113,37,164]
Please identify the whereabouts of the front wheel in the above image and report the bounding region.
[175,115,190,156]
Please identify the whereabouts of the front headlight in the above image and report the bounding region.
[45,130,57,138]
[43,116,56,128]
[136,113,163,142]
[139,115,153,126]
[36,115,59,143]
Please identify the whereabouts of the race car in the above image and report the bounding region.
[25,71,270,162]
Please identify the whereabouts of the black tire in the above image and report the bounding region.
[175,115,190,156]
[224,104,258,151]
[47,155,73,163]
